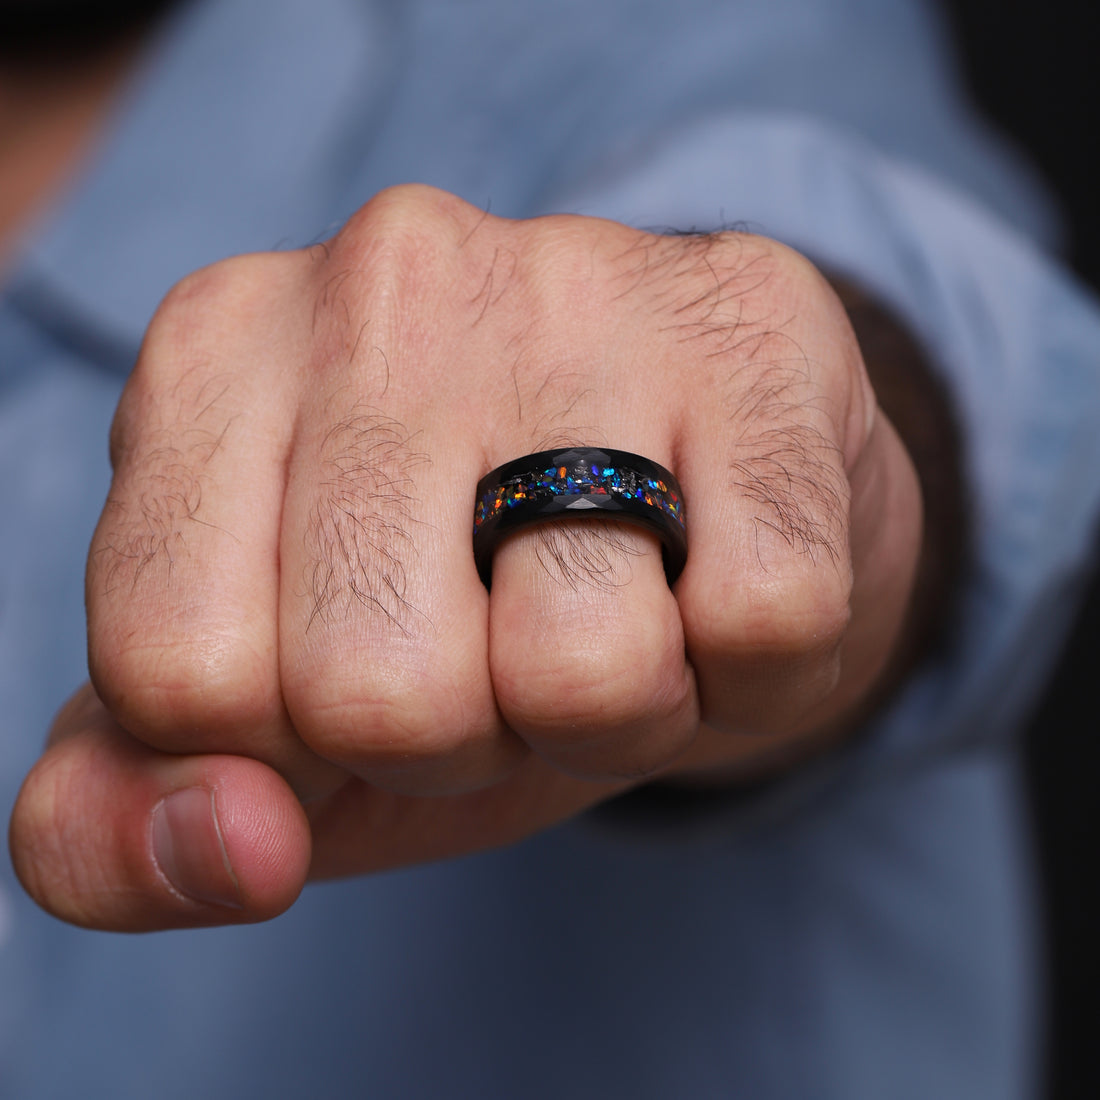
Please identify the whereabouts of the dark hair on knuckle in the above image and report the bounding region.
[90,377,239,594]
[469,246,518,325]
[533,522,643,591]
[730,420,848,570]
[610,229,777,359]
[303,408,430,633]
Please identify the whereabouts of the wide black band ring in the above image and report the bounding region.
[473,447,687,588]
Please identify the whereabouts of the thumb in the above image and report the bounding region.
[9,683,311,931]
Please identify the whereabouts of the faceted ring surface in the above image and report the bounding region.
[473,447,687,588]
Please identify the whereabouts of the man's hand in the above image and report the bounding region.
[9,185,922,930]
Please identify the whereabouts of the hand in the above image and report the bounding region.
[9,185,922,930]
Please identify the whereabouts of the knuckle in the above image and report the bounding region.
[328,184,467,290]
[733,236,863,400]
[495,615,689,751]
[511,214,640,328]
[736,234,830,311]
[685,578,851,735]
[753,235,818,284]
[505,671,692,781]
[287,661,486,774]
[339,183,467,244]
[144,252,286,355]
[112,252,288,471]
[321,190,624,355]
[498,647,637,730]
[308,185,478,378]
[90,634,272,753]
[687,566,852,663]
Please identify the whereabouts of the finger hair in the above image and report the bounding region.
[616,229,848,571]
[303,407,429,633]
[532,521,645,592]
[91,373,239,594]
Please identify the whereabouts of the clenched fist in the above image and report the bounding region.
[10,185,922,930]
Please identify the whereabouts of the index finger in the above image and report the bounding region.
[86,253,341,797]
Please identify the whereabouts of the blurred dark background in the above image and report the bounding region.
[943,2,1099,1097]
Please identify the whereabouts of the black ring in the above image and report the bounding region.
[473,447,687,588]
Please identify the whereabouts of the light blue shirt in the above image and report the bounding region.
[2,1,1099,1096]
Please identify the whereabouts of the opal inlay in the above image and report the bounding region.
[474,459,684,536]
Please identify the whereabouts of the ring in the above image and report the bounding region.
[473,447,687,587]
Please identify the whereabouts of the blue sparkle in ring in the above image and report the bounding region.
[473,447,686,588]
